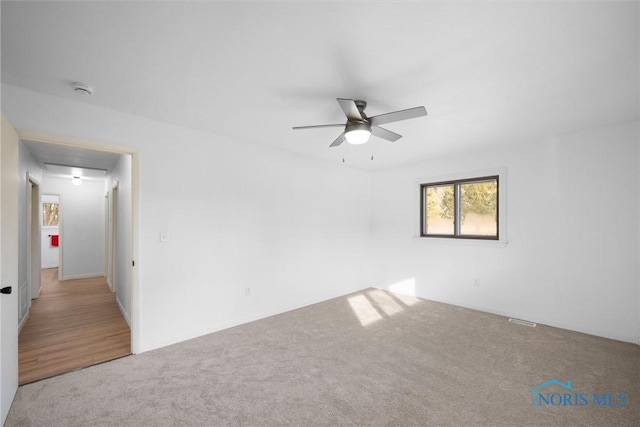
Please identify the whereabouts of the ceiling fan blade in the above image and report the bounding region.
[371,126,402,142]
[369,106,427,126]
[329,132,346,147]
[293,124,345,130]
[292,124,344,130]
[336,98,365,121]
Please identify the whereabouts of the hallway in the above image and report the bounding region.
[18,269,131,385]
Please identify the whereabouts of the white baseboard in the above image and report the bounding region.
[383,288,640,346]
[60,272,105,281]
[18,312,30,334]
[116,296,131,327]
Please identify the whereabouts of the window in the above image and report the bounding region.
[421,176,498,240]
[43,203,59,227]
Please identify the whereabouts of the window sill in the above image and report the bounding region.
[412,236,508,248]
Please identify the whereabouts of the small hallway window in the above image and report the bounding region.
[421,176,498,240]
[43,202,59,227]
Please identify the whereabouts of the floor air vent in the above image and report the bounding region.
[508,318,537,327]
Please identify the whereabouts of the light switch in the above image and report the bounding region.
[160,232,169,243]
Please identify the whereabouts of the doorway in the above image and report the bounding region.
[20,172,130,384]
[40,194,59,273]
[17,132,139,384]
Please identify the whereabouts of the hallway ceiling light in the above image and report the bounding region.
[45,163,108,178]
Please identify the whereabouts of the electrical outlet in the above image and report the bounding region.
[245,287,251,296]
[473,279,480,288]
[159,232,169,243]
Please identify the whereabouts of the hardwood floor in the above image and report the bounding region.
[18,269,131,385]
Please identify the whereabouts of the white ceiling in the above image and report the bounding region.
[2,1,638,170]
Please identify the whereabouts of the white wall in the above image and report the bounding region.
[370,121,640,344]
[41,194,59,268]
[140,139,371,350]
[5,84,637,349]
[2,84,372,352]
[40,176,106,280]
[108,154,132,324]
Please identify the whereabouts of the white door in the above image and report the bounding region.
[1,115,20,424]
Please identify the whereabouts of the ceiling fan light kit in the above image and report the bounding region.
[293,98,427,148]
[344,123,371,144]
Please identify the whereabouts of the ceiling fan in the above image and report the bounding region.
[293,98,427,147]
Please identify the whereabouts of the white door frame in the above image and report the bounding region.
[104,193,111,291]
[24,174,41,328]
[28,175,41,300]
[16,130,140,354]
[110,182,119,295]
[57,194,64,281]
[1,115,20,425]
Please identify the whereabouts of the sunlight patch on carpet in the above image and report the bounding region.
[367,289,404,316]
[348,294,383,326]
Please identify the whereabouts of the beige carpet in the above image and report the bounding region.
[6,288,639,426]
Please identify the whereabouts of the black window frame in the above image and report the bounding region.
[420,175,499,240]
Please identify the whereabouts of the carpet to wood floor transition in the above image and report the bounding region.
[6,288,639,426]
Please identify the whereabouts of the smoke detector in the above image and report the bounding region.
[72,82,93,95]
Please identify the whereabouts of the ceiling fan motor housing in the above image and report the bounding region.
[345,121,371,133]
[354,100,367,116]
